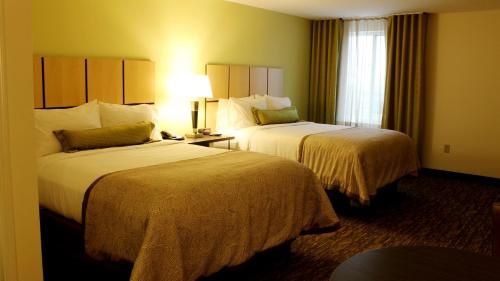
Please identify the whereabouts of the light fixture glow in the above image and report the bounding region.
[168,74,213,99]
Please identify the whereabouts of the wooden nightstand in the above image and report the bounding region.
[182,135,234,148]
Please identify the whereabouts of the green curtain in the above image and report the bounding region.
[382,13,428,151]
[308,19,343,124]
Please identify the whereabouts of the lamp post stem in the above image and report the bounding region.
[191,100,199,134]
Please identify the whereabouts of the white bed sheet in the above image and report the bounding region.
[234,122,350,161]
[38,141,226,223]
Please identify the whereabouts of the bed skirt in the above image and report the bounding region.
[39,208,293,281]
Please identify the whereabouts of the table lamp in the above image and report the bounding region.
[184,75,213,138]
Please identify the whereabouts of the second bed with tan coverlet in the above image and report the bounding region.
[234,122,419,204]
[299,127,419,204]
[83,148,339,281]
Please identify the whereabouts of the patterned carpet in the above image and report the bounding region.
[204,171,500,281]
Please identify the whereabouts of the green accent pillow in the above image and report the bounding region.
[53,121,155,152]
[252,106,300,125]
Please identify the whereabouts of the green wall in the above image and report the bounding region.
[33,0,311,132]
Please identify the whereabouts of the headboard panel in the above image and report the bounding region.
[268,68,284,97]
[204,63,284,130]
[123,60,155,104]
[249,67,268,95]
[206,64,229,100]
[44,57,86,108]
[87,58,123,104]
[33,56,155,108]
[33,56,44,108]
[228,65,250,98]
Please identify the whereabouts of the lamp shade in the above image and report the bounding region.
[168,74,213,99]
[184,75,212,98]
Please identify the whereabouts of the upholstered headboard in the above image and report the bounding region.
[33,56,155,109]
[204,64,283,129]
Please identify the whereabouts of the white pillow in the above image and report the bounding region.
[34,100,101,156]
[254,94,267,101]
[237,95,256,102]
[266,96,292,110]
[99,102,162,140]
[216,98,231,132]
[228,97,267,129]
[240,95,268,102]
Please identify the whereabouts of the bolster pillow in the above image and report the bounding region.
[252,106,300,125]
[53,121,155,152]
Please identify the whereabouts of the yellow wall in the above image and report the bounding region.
[424,10,500,178]
[33,0,311,133]
[0,0,43,280]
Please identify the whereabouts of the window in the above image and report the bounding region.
[336,19,388,128]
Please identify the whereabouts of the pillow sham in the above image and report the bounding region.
[236,95,266,101]
[252,106,300,125]
[216,98,231,131]
[237,95,256,102]
[254,95,267,101]
[99,102,162,140]
[228,97,267,129]
[34,100,101,156]
[53,121,155,152]
[266,96,292,110]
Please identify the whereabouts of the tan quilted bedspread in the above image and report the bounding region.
[299,128,419,204]
[83,151,338,281]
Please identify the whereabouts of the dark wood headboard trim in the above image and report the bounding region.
[40,57,46,109]
[121,60,126,106]
[84,59,88,103]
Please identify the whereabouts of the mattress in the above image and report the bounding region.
[37,141,226,223]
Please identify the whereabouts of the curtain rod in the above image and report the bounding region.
[342,16,388,21]
[313,11,424,21]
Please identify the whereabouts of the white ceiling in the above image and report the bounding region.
[226,0,500,18]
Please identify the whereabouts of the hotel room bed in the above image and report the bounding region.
[38,141,339,281]
[205,63,420,205]
[31,57,339,281]
[227,121,419,205]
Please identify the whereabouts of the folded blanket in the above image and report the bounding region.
[83,150,338,281]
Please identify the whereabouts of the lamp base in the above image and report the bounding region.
[185,132,204,139]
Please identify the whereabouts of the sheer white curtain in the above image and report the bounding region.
[336,19,388,128]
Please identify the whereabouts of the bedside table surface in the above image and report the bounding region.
[182,135,234,145]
